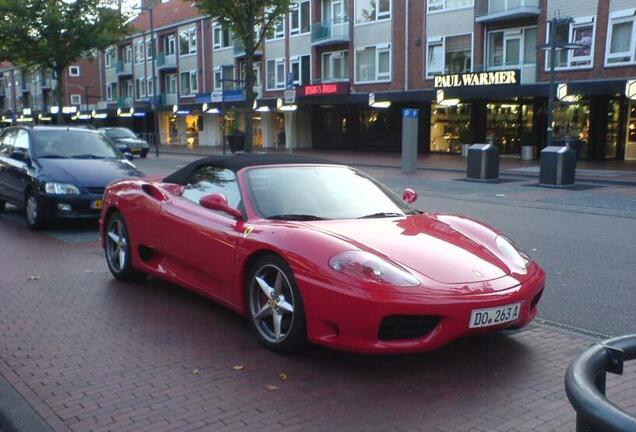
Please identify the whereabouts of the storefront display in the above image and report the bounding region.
[553,101,590,159]
[625,102,636,161]
[430,103,471,154]
[184,114,200,148]
[605,99,621,160]
[486,102,533,155]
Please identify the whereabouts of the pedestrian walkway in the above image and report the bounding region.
[156,145,636,185]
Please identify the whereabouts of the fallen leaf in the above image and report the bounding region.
[266,384,278,391]
[233,364,245,371]
[279,372,288,381]
[27,276,40,281]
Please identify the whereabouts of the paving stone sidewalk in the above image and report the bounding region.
[1,221,635,432]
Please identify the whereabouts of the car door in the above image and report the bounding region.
[160,166,243,301]
[0,128,18,203]
[3,129,32,205]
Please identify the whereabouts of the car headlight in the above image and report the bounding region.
[496,235,530,270]
[45,182,80,195]
[329,250,420,287]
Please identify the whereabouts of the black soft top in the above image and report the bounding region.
[163,153,341,185]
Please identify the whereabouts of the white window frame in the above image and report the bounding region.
[605,9,636,67]
[355,0,392,25]
[544,16,596,71]
[105,48,114,69]
[135,77,146,100]
[165,74,177,95]
[427,0,474,14]
[266,58,286,90]
[354,44,392,84]
[179,28,197,56]
[146,39,154,62]
[69,66,80,77]
[147,77,154,97]
[289,0,311,36]
[134,42,144,64]
[165,35,176,56]
[180,70,198,96]
[106,83,116,101]
[213,23,232,50]
[486,26,537,70]
[425,33,473,78]
[266,8,286,40]
[70,94,81,105]
[124,46,133,64]
[290,55,311,86]
[321,50,349,82]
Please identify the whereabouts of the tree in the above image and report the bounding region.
[192,0,293,153]
[0,0,130,123]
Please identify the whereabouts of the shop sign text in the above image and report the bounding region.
[298,82,350,97]
[434,70,519,88]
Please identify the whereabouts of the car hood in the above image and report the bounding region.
[37,158,144,187]
[306,213,525,285]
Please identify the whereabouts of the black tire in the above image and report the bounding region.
[24,191,47,230]
[140,149,148,158]
[104,211,146,282]
[0,199,5,212]
[245,255,306,353]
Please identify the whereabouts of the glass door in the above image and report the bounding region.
[626,101,636,161]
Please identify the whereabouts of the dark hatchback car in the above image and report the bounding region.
[0,126,144,229]
[99,127,150,158]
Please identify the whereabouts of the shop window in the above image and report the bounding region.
[356,45,391,83]
[426,34,472,77]
[266,59,286,90]
[606,10,636,65]
[164,35,176,56]
[605,99,621,160]
[427,0,472,13]
[553,101,590,159]
[322,50,349,82]
[355,0,390,24]
[486,103,534,155]
[430,103,471,154]
[179,28,197,56]
[545,17,595,69]
[625,102,636,161]
[213,24,231,49]
[180,70,198,96]
[290,0,310,36]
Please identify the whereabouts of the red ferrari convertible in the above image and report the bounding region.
[100,155,545,354]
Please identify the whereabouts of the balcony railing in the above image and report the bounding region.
[476,0,540,22]
[115,61,133,76]
[156,52,176,69]
[311,18,350,46]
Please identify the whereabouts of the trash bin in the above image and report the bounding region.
[461,143,471,158]
[467,144,499,181]
[539,146,577,186]
[521,145,535,161]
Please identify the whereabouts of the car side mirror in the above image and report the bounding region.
[199,193,242,219]
[10,149,29,162]
[124,152,134,161]
[403,188,418,204]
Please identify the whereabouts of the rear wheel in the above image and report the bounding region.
[25,191,46,230]
[140,150,148,158]
[246,255,306,353]
[105,211,146,282]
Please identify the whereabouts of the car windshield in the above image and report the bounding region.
[246,166,418,220]
[32,129,121,159]
[104,128,137,139]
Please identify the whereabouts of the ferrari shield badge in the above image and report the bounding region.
[243,225,255,238]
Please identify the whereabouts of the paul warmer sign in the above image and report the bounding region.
[434,70,519,88]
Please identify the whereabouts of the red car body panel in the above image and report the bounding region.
[100,165,545,354]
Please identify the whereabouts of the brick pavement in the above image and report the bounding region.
[1,216,636,432]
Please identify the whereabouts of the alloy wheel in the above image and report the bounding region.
[249,264,296,344]
[106,218,128,273]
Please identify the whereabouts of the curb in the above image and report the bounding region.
[0,372,54,432]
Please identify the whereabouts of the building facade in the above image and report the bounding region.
[3,0,636,162]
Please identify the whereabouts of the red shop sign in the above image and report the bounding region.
[298,82,350,97]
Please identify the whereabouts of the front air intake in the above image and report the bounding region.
[378,315,440,341]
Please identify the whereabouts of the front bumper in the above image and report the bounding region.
[298,267,545,354]
[38,193,103,220]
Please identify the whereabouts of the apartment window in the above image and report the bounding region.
[488,28,536,68]
[105,48,115,68]
[214,65,235,90]
[124,46,132,64]
[266,9,285,40]
[106,83,117,101]
[356,45,391,82]
[180,70,198,96]
[146,39,154,60]
[606,10,636,65]
[290,0,310,35]
[290,55,311,85]
[68,66,80,77]
[164,35,176,56]
[179,29,197,56]
[70,94,81,105]
[165,74,177,94]
[147,78,154,96]
[135,78,146,99]
[266,59,286,90]
[427,0,472,13]
[546,17,595,69]
[355,0,391,24]
[426,34,472,77]
[213,24,231,49]
[134,42,144,64]
[322,50,349,81]
[240,62,261,87]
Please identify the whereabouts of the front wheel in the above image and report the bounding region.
[105,211,146,282]
[25,191,46,230]
[246,255,306,353]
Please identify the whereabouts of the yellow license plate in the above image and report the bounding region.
[92,200,103,210]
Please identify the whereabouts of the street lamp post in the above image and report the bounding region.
[540,15,585,148]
